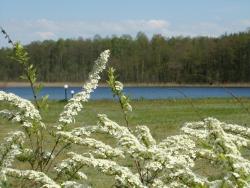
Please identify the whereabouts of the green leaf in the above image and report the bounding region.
[35,83,44,95]
[20,75,28,80]
[38,95,49,110]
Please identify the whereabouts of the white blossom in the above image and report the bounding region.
[135,125,156,147]
[97,114,200,187]
[221,121,250,139]
[97,114,147,158]
[56,131,124,158]
[182,117,250,187]
[0,91,41,120]
[0,91,44,128]
[3,168,60,188]
[57,152,145,188]
[58,50,110,129]
[61,181,89,188]
[0,131,25,169]
[114,81,123,91]
[120,95,132,112]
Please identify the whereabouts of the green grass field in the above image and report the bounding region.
[41,98,250,140]
[1,98,250,187]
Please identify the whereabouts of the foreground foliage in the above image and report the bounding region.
[0,41,250,188]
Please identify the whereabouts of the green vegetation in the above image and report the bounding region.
[3,98,250,138]
[1,30,250,83]
[1,98,250,187]
[2,98,250,140]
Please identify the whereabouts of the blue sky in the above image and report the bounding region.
[1,0,250,47]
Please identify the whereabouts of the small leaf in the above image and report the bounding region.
[20,75,28,80]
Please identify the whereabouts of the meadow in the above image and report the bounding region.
[2,98,250,139]
[1,98,250,187]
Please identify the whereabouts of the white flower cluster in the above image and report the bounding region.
[96,114,204,187]
[56,131,124,158]
[97,114,146,158]
[58,50,110,129]
[55,153,88,182]
[221,121,250,139]
[107,68,132,113]
[61,181,89,188]
[0,91,44,128]
[3,168,60,188]
[114,81,123,91]
[55,113,201,187]
[182,117,250,187]
[0,131,25,174]
[57,152,144,188]
[135,125,156,147]
[68,125,106,137]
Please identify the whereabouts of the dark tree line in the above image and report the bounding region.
[1,31,250,84]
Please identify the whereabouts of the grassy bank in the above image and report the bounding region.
[1,98,250,187]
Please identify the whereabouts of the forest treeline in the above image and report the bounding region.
[0,31,250,83]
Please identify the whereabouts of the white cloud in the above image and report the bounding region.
[1,18,250,47]
[147,20,169,29]
[240,19,250,27]
[36,31,56,39]
[166,20,250,37]
[1,19,171,43]
[47,19,170,35]
[177,22,228,37]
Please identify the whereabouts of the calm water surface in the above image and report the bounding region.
[1,87,250,100]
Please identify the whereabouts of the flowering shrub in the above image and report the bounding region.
[0,39,250,187]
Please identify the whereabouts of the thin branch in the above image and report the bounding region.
[0,26,14,46]
[172,88,203,121]
[222,86,250,116]
[45,143,71,172]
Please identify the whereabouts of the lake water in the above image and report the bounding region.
[1,86,250,100]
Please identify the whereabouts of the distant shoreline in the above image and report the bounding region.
[2,82,250,88]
